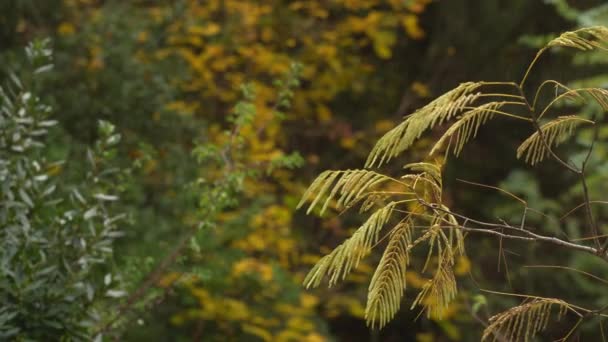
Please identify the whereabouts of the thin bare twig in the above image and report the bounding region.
[523,265,608,286]
[419,199,606,260]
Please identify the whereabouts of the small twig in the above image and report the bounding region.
[581,121,601,250]
[518,85,581,174]
[96,228,197,335]
[523,265,608,286]
[456,178,526,206]
[560,201,608,221]
[418,199,606,260]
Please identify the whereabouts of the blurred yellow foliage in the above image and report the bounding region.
[232,258,274,282]
[411,81,432,98]
[55,0,467,339]
[57,22,75,36]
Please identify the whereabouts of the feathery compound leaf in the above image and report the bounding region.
[411,254,457,319]
[516,116,593,165]
[546,26,608,51]
[402,162,446,203]
[365,82,483,168]
[443,209,465,257]
[303,202,397,288]
[482,298,570,342]
[366,220,413,329]
[403,162,442,186]
[583,87,608,110]
[430,102,504,157]
[542,88,608,116]
[297,170,394,215]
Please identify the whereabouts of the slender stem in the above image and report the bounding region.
[479,288,608,318]
[456,178,527,205]
[517,86,581,174]
[560,200,608,221]
[461,106,532,122]
[523,265,608,286]
[480,81,520,87]
[525,83,601,250]
[581,123,602,251]
[365,191,414,196]
[477,93,525,100]
[582,174,601,250]
[520,47,547,89]
[532,79,573,110]
[419,199,605,260]
[460,224,600,256]
[559,317,584,341]
[538,87,600,120]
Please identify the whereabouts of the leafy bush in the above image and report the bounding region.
[0,39,127,340]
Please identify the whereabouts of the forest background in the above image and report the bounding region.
[2,0,608,341]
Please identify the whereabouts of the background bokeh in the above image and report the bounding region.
[2,0,608,341]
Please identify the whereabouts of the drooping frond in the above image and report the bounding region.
[439,207,466,256]
[583,87,608,110]
[411,254,457,319]
[365,82,483,168]
[546,26,608,51]
[359,193,389,213]
[365,219,413,329]
[429,102,504,157]
[542,88,608,117]
[297,170,396,215]
[403,162,444,203]
[522,27,608,87]
[303,202,397,288]
[516,115,593,165]
[403,162,443,186]
[482,298,570,342]
[422,224,456,272]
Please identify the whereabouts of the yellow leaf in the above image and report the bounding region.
[340,136,356,149]
[137,31,149,43]
[454,255,471,275]
[188,23,221,36]
[286,317,314,332]
[372,31,397,59]
[402,15,425,40]
[416,332,435,342]
[242,324,273,342]
[276,329,304,342]
[57,22,75,36]
[158,272,181,288]
[300,293,319,309]
[303,333,328,342]
[411,81,431,98]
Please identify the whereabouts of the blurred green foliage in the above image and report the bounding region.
[3,0,608,341]
[0,39,127,340]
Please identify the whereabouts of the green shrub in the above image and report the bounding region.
[0,39,127,340]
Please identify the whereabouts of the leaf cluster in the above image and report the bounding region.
[0,40,128,340]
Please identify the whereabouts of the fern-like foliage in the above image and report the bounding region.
[516,115,593,165]
[546,26,608,51]
[430,102,504,157]
[543,87,608,115]
[411,254,457,319]
[365,82,483,168]
[300,25,608,332]
[297,169,395,215]
[584,87,608,110]
[303,202,397,288]
[403,162,444,202]
[403,162,442,186]
[365,219,413,328]
[482,298,570,342]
